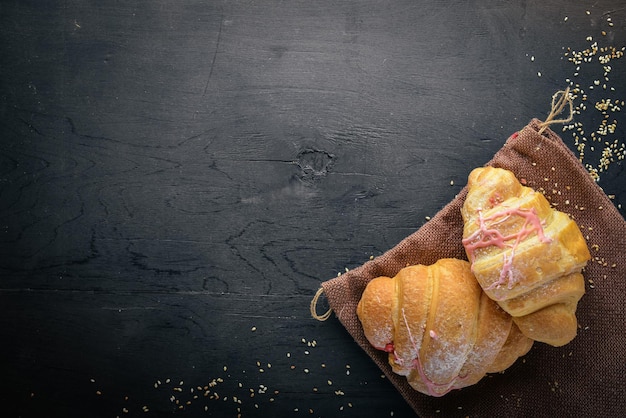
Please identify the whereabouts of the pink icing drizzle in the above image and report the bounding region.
[393,309,463,396]
[410,355,466,396]
[386,346,462,396]
[462,206,552,291]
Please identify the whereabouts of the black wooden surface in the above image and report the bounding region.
[1,1,625,417]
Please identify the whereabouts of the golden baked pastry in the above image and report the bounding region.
[461,167,591,346]
[356,258,533,397]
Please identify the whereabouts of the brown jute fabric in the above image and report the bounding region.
[317,119,626,417]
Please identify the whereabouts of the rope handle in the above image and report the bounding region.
[537,87,574,135]
[310,287,332,321]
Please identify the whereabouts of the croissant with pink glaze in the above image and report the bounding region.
[461,167,591,346]
[356,258,533,397]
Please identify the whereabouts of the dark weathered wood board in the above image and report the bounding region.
[1,0,624,416]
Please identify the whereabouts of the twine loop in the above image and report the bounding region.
[310,287,332,321]
[537,87,573,134]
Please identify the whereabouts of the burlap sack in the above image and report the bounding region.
[313,119,626,417]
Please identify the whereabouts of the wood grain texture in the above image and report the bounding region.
[1,0,624,416]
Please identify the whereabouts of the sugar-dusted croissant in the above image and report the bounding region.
[461,167,591,347]
[356,258,533,397]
